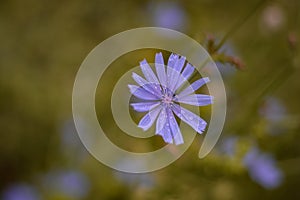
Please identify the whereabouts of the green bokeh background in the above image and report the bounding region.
[1,0,299,199]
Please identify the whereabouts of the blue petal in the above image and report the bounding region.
[156,114,173,144]
[140,59,160,85]
[132,72,148,86]
[155,52,167,87]
[167,54,179,89]
[156,106,167,134]
[131,102,160,112]
[157,124,173,144]
[132,73,162,97]
[181,63,194,79]
[177,77,210,98]
[172,104,207,134]
[168,56,186,92]
[167,108,184,145]
[173,56,185,72]
[138,106,162,131]
[128,85,160,100]
[167,53,179,68]
[156,107,184,145]
[176,94,213,106]
[173,63,194,91]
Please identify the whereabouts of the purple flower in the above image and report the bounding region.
[42,169,90,199]
[243,147,283,189]
[259,97,286,122]
[128,52,213,145]
[149,1,187,31]
[219,136,238,157]
[259,97,287,135]
[2,183,40,200]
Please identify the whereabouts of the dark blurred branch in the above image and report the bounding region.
[212,53,245,70]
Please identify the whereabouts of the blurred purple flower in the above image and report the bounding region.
[259,97,287,135]
[129,52,213,145]
[260,97,286,122]
[243,147,283,189]
[42,169,90,199]
[2,183,40,200]
[149,1,187,31]
[219,136,238,157]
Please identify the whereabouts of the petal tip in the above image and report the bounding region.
[140,59,148,65]
[138,124,148,131]
[156,52,163,56]
[203,77,210,83]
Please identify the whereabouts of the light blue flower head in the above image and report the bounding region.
[128,52,213,145]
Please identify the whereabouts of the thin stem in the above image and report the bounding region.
[233,63,294,134]
[215,0,268,51]
[186,0,267,84]
[184,0,268,86]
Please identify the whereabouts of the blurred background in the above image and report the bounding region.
[1,0,300,199]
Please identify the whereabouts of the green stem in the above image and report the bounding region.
[187,0,267,83]
[233,64,294,134]
[215,0,268,51]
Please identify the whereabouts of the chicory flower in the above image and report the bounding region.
[129,52,213,145]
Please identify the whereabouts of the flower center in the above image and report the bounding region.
[160,86,177,106]
[162,95,173,104]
